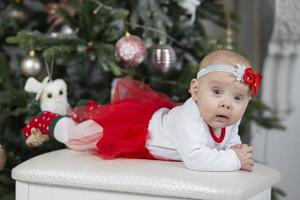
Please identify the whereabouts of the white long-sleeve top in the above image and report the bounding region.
[147,98,242,171]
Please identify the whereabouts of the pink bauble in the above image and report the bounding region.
[115,35,146,67]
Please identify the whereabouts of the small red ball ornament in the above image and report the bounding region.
[115,34,146,67]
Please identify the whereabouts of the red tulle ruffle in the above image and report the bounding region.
[74,79,176,159]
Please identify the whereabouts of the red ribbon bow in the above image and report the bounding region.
[242,68,263,96]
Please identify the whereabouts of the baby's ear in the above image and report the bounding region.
[189,79,199,100]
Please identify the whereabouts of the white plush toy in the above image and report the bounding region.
[24,76,71,115]
[23,76,102,150]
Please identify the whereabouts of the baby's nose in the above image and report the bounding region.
[55,98,60,102]
[220,102,232,110]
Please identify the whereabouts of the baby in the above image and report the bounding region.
[23,49,262,172]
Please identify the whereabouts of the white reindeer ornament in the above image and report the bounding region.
[24,76,70,115]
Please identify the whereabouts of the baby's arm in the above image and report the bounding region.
[225,123,242,149]
[225,124,255,171]
[172,119,241,171]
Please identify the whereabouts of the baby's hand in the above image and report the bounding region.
[231,143,253,150]
[232,144,254,172]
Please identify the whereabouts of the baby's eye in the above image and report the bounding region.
[59,90,63,95]
[47,93,52,98]
[234,95,244,101]
[212,88,222,96]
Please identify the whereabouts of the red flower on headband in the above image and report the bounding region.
[242,68,263,96]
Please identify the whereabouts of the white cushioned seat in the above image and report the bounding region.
[12,149,280,200]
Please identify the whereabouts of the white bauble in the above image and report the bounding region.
[21,55,43,77]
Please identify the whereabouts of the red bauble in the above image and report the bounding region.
[115,35,146,67]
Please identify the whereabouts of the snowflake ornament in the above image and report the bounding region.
[115,34,146,67]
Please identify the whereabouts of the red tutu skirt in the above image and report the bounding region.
[75,79,176,159]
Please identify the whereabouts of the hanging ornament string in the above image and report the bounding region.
[124,17,130,36]
[44,58,54,81]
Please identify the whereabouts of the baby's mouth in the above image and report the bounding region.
[216,114,228,118]
[215,114,229,122]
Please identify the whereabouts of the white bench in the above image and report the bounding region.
[12,149,280,200]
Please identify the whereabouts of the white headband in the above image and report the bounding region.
[197,64,247,81]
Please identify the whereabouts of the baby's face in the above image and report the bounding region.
[190,71,250,129]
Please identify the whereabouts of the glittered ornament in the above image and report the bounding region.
[150,44,177,73]
[0,145,7,171]
[21,50,43,77]
[7,4,29,24]
[115,33,146,67]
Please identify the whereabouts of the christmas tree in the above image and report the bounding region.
[0,0,283,199]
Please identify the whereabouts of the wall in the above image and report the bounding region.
[252,50,300,199]
[237,0,300,199]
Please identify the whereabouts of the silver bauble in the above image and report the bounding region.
[21,52,43,77]
[48,24,77,38]
[150,44,177,73]
[0,145,7,171]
